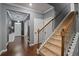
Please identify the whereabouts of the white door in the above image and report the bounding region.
[14,22,21,36]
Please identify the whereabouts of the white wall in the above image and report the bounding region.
[71,3,75,11]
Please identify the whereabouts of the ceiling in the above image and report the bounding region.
[9,3,54,14]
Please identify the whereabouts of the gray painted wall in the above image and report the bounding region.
[0,3,8,51]
[75,4,79,32]
[49,3,71,28]
[33,9,55,44]
[29,10,43,44]
[74,3,79,55]
[0,4,2,51]
[49,3,70,15]
[0,4,8,50]
[44,8,55,20]
[41,8,55,43]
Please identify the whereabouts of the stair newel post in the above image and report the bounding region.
[61,29,65,56]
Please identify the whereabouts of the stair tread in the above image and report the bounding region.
[51,35,62,40]
[44,43,61,56]
[48,39,61,48]
[55,31,61,35]
[40,47,56,56]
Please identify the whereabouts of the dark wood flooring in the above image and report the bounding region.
[1,36,40,56]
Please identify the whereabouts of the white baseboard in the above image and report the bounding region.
[6,42,9,47]
[30,42,40,46]
[0,48,7,55]
[30,43,35,46]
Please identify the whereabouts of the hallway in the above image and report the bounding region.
[1,37,38,56]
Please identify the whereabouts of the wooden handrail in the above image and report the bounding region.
[38,18,54,32]
[38,7,66,33]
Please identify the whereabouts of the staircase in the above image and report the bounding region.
[39,32,62,56]
[38,11,76,56]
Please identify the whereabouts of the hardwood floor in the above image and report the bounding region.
[1,36,39,56]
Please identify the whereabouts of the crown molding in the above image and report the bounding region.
[4,3,54,14]
[5,3,42,14]
[43,7,54,14]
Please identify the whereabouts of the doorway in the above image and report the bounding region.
[14,22,21,37]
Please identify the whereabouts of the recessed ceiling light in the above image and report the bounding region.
[29,3,32,7]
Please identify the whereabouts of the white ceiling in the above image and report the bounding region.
[11,3,54,14]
